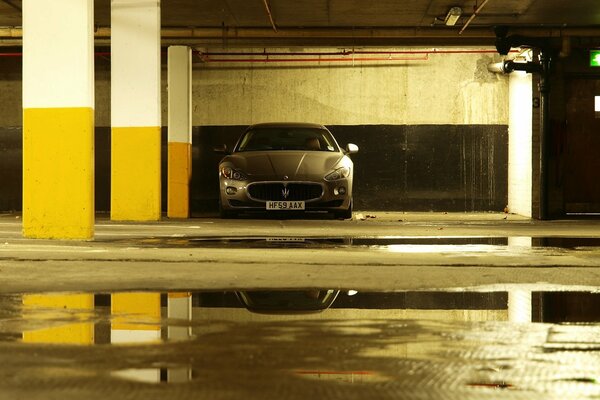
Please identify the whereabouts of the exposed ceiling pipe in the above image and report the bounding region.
[559,36,571,58]
[0,48,508,58]
[487,59,541,74]
[459,0,491,35]
[198,56,429,63]
[1,25,600,40]
[196,49,503,56]
[261,0,278,33]
[194,48,513,64]
[1,25,600,47]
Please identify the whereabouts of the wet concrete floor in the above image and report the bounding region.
[1,289,600,399]
[1,212,600,398]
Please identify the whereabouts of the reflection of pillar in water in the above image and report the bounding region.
[508,236,532,248]
[508,290,532,323]
[167,292,192,383]
[22,294,94,344]
[507,237,533,323]
[111,292,161,383]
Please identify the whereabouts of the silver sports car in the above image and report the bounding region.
[215,122,358,219]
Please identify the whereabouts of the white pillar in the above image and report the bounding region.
[167,46,192,218]
[507,238,533,322]
[111,0,162,221]
[22,0,95,239]
[508,71,533,217]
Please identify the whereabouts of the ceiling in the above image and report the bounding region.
[1,0,600,47]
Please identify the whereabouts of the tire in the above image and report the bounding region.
[334,199,353,220]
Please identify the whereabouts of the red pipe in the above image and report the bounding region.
[199,55,429,63]
[194,48,516,63]
[197,49,503,56]
[0,49,516,63]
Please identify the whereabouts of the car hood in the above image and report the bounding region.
[224,151,346,179]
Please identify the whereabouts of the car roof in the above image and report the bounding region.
[246,122,327,130]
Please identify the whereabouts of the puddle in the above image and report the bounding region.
[1,288,600,397]
[98,236,600,250]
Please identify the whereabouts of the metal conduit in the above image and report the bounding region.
[193,48,513,64]
[261,0,278,32]
[0,49,516,60]
[459,0,491,35]
[196,49,503,56]
[2,26,600,40]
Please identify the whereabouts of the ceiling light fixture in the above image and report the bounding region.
[445,7,463,26]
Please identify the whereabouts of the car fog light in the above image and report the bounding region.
[226,187,237,195]
[335,187,346,195]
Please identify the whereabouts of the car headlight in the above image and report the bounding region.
[220,166,248,181]
[324,166,350,181]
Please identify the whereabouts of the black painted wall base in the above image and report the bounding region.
[192,125,508,212]
[0,124,507,213]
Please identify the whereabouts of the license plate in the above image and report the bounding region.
[266,237,306,242]
[266,201,305,210]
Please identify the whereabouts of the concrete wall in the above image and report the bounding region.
[192,48,508,126]
[0,47,510,212]
[2,48,509,127]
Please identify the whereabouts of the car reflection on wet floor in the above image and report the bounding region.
[1,288,599,398]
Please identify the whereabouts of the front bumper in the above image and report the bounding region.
[219,178,352,211]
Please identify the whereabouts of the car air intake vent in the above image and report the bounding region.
[248,183,323,201]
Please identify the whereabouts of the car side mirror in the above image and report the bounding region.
[213,144,230,154]
[346,143,359,154]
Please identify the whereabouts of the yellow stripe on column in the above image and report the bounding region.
[112,292,161,331]
[111,127,161,221]
[167,142,191,218]
[23,294,94,345]
[23,107,94,239]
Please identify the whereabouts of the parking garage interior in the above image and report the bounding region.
[1,0,600,399]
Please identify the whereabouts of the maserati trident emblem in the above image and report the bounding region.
[282,187,290,199]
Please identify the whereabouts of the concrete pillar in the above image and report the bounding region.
[508,71,533,218]
[167,292,192,382]
[22,0,95,239]
[111,0,161,221]
[167,46,192,218]
[111,292,161,382]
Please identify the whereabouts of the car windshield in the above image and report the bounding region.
[236,127,339,152]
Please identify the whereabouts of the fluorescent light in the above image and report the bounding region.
[445,7,462,26]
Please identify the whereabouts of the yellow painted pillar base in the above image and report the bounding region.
[23,107,94,239]
[111,127,161,221]
[167,142,191,218]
